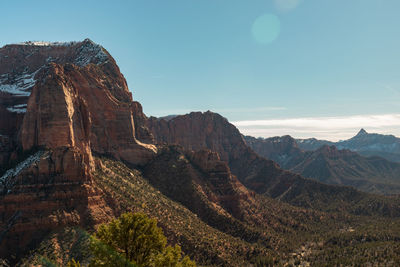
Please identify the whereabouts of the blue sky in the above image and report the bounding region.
[2,0,400,140]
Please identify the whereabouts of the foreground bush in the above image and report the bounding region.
[89,212,196,267]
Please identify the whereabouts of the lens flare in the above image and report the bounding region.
[251,14,281,44]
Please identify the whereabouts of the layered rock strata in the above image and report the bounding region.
[0,39,155,260]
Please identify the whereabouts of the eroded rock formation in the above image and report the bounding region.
[0,39,156,260]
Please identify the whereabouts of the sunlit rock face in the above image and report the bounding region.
[0,38,156,168]
[145,111,300,195]
[0,39,156,260]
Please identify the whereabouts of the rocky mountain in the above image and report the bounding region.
[244,135,305,169]
[0,39,155,168]
[146,111,301,197]
[146,112,400,213]
[293,145,400,195]
[2,40,400,266]
[0,39,155,262]
[296,137,334,151]
[297,129,400,162]
[245,135,400,195]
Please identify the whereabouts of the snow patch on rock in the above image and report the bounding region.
[6,104,27,113]
[17,41,78,47]
[0,69,39,96]
[74,39,109,66]
[0,151,44,194]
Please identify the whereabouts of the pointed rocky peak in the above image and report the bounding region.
[356,128,368,137]
[74,38,109,67]
[82,38,95,44]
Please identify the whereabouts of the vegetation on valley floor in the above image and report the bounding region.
[15,157,400,266]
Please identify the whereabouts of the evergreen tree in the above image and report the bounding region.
[89,212,195,267]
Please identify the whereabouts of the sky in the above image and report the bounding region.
[1,0,400,141]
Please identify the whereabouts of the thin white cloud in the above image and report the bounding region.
[232,114,400,141]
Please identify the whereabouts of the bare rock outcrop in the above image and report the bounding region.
[1,39,156,167]
[0,148,114,260]
[146,111,290,194]
[0,39,156,260]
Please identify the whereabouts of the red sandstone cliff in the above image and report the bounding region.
[1,39,155,168]
[0,39,155,260]
[146,111,297,195]
[0,148,114,259]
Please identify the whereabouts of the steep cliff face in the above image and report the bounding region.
[0,39,155,167]
[0,148,114,260]
[0,39,111,144]
[131,101,155,144]
[244,135,305,169]
[20,64,94,174]
[147,111,244,162]
[146,111,296,195]
[0,39,155,261]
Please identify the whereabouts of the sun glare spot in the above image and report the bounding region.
[251,14,281,44]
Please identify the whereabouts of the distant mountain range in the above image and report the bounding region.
[245,131,400,195]
[297,129,400,162]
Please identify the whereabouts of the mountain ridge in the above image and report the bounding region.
[297,129,400,162]
[146,112,400,210]
[245,135,400,195]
